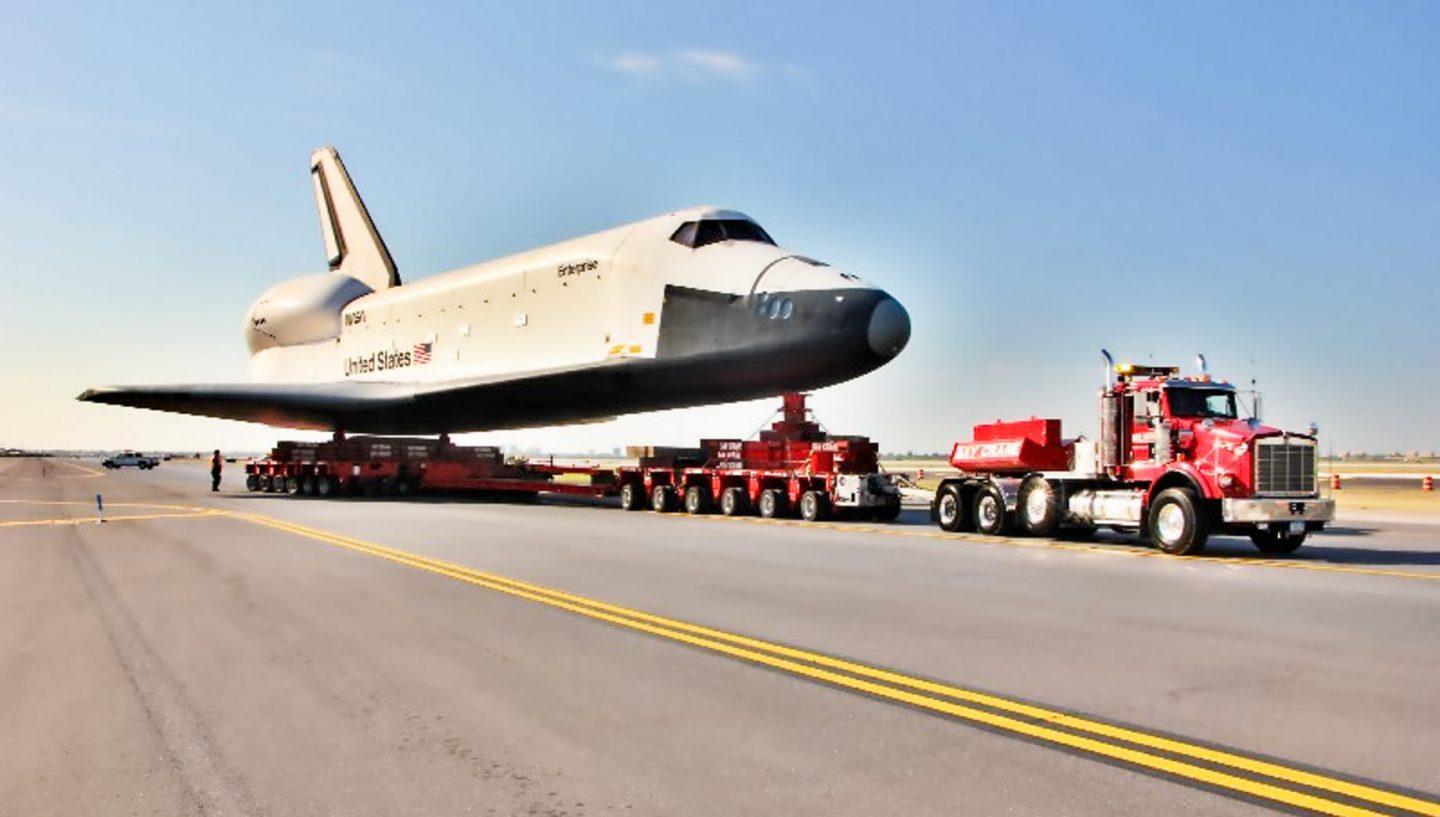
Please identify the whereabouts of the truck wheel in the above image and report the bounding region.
[1148,487,1208,555]
[684,485,713,515]
[395,476,416,498]
[299,475,316,496]
[245,474,260,492]
[317,476,335,498]
[935,485,967,532]
[719,487,749,516]
[651,484,676,513]
[1250,530,1305,555]
[799,490,830,522]
[1018,477,1060,537]
[619,482,644,511]
[758,489,788,519]
[973,485,1012,536]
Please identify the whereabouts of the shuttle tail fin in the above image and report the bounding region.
[309,146,400,290]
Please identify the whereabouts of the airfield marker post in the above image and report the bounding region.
[96,494,105,524]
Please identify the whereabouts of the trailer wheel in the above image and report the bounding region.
[1250,530,1305,555]
[317,476,335,498]
[396,476,417,498]
[619,482,644,512]
[1018,477,1061,537]
[245,474,260,492]
[935,485,967,532]
[651,484,676,513]
[799,491,830,522]
[875,495,902,522]
[299,475,316,496]
[973,485,1012,536]
[684,485,713,515]
[719,487,749,516]
[1147,487,1208,555]
[758,489,788,519]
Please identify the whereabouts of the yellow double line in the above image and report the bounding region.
[233,510,1437,816]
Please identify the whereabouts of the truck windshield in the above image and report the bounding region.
[1166,388,1238,419]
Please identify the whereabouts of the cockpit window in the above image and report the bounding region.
[1166,388,1239,419]
[670,219,776,249]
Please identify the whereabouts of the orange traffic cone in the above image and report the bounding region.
[1424,475,1434,492]
[1330,474,1342,490]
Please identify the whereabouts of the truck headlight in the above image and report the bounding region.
[1218,473,1236,489]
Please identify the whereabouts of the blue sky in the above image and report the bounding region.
[2,1,1436,454]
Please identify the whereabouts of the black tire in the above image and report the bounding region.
[619,482,644,512]
[875,495,902,522]
[651,484,676,513]
[973,485,1012,536]
[1250,530,1306,555]
[758,488,788,519]
[1147,487,1208,555]
[245,474,260,492]
[316,476,335,498]
[799,490,830,522]
[299,475,316,496]
[260,475,275,492]
[684,485,713,515]
[935,484,967,532]
[396,476,416,498]
[719,487,749,516]
[1018,477,1061,537]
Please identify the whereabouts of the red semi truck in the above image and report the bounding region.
[931,353,1335,555]
[243,393,902,522]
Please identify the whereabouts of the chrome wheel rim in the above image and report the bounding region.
[1025,488,1048,522]
[978,496,999,528]
[939,494,958,526]
[1156,503,1186,544]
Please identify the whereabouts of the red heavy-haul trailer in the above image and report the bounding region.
[243,393,902,522]
[931,352,1334,556]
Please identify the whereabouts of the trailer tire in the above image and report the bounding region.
[396,476,416,498]
[758,489,788,519]
[317,476,336,498]
[684,485,713,515]
[299,475,316,496]
[619,482,644,512]
[719,487,749,516]
[1018,477,1061,537]
[245,474,260,492]
[651,484,676,513]
[935,485,967,532]
[799,490,830,522]
[973,485,1012,536]
[875,495,902,522]
[1250,530,1305,555]
[1147,487,1208,555]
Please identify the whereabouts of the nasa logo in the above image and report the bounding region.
[344,310,366,326]
[556,260,599,278]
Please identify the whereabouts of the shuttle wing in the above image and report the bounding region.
[77,381,415,431]
[77,359,635,433]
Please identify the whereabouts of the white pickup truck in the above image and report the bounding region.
[102,452,160,470]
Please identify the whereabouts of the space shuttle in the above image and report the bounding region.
[79,147,910,434]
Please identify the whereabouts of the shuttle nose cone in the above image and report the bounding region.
[867,296,910,358]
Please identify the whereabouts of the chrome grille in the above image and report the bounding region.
[1254,438,1316,495]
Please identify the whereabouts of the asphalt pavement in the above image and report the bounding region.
[3,458,1437,816]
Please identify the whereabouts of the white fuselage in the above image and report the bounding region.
[247,206,878,387]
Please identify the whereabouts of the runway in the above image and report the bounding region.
[3,458,1438,816]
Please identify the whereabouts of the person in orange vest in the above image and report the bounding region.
[210,450,223,492]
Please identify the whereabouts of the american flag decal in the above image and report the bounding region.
[413,342,432,364]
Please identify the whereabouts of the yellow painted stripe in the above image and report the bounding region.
[0,511,220,528]
[58,461,107,477]
[231,510,1439,817]
[656,510,1440,583]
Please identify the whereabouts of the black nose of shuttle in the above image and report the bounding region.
[867,296,910,358]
